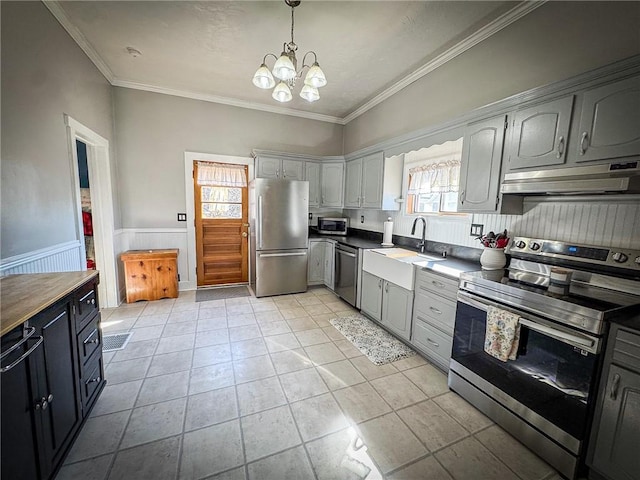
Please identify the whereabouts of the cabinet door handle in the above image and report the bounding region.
[283,168,287,178]
[579,132,588,155]
[610,373,621,400]
[429,306,442,315]
[556,136,565,158]
[427,338,440,347]
[0,330,43,373]
[378,279,382,288]
[459,190,465,204]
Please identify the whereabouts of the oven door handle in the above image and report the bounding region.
[457,291,597,351]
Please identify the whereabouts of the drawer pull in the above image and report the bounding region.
[427,338,440,348]
[83,329,99,345]
[429,306,442,315]
[431,280,445,288]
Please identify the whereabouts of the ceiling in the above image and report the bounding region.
[49,1,541,123]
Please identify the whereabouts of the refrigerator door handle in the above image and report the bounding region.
[259,252,307,258]
[258,195,264,249]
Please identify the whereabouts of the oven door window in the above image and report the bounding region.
[452,302,598,441]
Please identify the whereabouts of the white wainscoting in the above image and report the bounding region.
[344,197,640,250]
[118,228,194,291]
[0,241,84,276]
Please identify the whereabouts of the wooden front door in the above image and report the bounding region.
[194,163,249,286]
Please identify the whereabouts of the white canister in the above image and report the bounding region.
[480,248,507,270]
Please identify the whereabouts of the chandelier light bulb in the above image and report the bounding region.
[300,84,319,102]
[252,64,276,89]
[272,82,293,102]
[304,62,327,88]
[272,53,296,81]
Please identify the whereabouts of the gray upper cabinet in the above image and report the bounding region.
[458,115,506,213]
[507,96,574,170]
[305,162,321,207]
[570,75,640,163]
[344,158,363,208]
[255,156,304,179]
[321,163,344,208]
[344,152,401,210]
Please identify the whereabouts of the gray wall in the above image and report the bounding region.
[343,1,640,154]
[1,1,116,258]
[114,87,343,228]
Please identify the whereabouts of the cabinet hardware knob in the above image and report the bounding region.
[88,376,101,384]
[610,373,621,400]
[556,136,565,158]
[47,393,54,403]
[35,396,49,410]
[579,132,588,155]
[88,338,100,345]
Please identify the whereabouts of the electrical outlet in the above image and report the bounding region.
[177,213,187,222]
[360,215,365,224]
[470,224,483,236]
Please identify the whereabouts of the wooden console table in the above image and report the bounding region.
[120,249,179,303]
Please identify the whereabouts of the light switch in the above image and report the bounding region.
[177,213,187,221]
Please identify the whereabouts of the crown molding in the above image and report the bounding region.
[112,79,344,124]
[43,1,115,83]
[341,1,547,124]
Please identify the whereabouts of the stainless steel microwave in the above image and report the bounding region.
[317,217,348,235]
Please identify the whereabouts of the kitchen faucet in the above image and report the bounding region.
[411,216,427,253]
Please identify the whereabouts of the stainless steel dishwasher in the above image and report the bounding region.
[334,243,358,306]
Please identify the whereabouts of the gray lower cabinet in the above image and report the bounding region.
[360,271,382,322]
[410,269,458,371]
[570,75,640,163]
[360,271,412,341]
[323,240,335,289]
[308,239,325,285]
[588,324,640,480]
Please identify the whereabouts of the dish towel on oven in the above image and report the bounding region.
[484,306,521,362]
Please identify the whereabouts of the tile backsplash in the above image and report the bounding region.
[343,197,640,251]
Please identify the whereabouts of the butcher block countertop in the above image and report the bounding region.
[0,271,99,337]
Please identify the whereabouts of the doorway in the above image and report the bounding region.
[194,162,249,287]
[66,115,118,308]
[76,140,96,270]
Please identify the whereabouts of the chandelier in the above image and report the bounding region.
[252,0,327,103]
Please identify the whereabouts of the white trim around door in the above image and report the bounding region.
[184,152,254,290]
[65,115,119,308]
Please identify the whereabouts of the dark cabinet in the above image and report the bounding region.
[1,326,43,480]
[0,273,104,480]
[588,324,640,480]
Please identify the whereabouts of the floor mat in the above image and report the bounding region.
[196,285,251,302]
[102,332,133,352]
[330,315,416,365]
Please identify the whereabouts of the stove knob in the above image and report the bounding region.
[612,252,628,263]
[514,240,526,249]
[530,242,541,251]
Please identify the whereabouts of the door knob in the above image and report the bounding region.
[242,232,248,237]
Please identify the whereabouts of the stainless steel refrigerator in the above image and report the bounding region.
[249,178,309,297]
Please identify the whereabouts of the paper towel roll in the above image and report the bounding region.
[382,219,394,246]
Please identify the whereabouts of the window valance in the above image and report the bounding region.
[197,162,247,187]
[408,160,460,194]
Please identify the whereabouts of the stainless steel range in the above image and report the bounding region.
[449,237,640,480]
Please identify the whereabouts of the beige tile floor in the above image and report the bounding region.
[56,287,563,480]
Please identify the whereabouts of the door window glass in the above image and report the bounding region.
[201,187,242,218]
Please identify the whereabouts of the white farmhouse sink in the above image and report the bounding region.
[363,248,446,290]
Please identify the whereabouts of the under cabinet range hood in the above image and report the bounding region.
[501,161,640,195]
